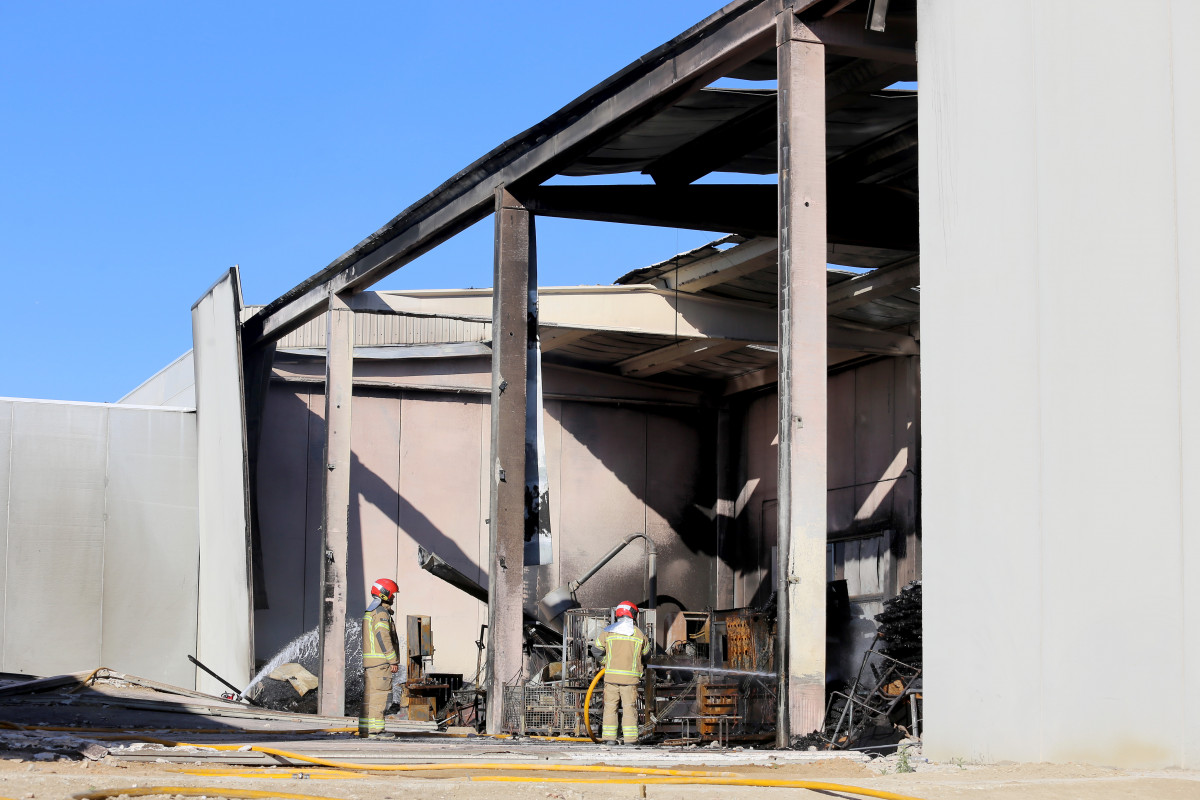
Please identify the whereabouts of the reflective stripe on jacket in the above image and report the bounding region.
[596,626,650,685]
[363,606,400,668]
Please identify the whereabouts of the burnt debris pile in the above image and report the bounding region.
[875,581,923,667]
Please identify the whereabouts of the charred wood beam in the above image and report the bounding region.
[828,319,918,356]
[615,338,747,378]
[827,256,919,313]
[243,0,778,348]
[524,184,918,252]
[803,12,916,65]
[827,119,918,185]
[644,101,776,187]
[865,0,891,32]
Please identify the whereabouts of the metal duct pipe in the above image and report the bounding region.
[416,546,488,604]
[538,532,657,626]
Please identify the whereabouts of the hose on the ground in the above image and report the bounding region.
[473,775,928,800]
[583,667,604,743]
[11,716,928,799]
[72,788,343,800]
[174,767,365,780]
[0,721,354,736]
[41,729,740,777]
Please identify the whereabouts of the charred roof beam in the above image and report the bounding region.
[827,118,918,185]
[643,59,910,187]
[243,0,780,348]
[643,101,776,187]
[524,183,918,252]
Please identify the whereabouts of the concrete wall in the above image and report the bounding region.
[919,0,1198,768]
[0,398,199,688]
[253,357,718,677]
[733,356,920,614]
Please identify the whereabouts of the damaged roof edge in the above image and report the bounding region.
[244,0,775,346]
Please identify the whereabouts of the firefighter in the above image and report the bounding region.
[359,578,401,738]
[594,600,650,745]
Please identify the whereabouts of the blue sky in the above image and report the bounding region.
[2,3,757,402]
[1,4,909,403]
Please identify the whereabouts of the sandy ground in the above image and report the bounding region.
[1,745,1198,800]
[0,683,1196,800]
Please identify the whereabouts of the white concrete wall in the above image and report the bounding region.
[0,398,199,688]
[919,0,1198,768]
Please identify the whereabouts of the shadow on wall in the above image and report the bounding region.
[256,390,482,646]
[564,403,720,559]
[552,402,721,632]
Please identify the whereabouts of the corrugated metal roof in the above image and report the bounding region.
[245,306,490,348]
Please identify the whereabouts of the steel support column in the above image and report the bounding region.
[776,10,828,745]
[317,291,353,717]
[485,187,533,733]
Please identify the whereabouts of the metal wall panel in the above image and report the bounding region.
[646,408,715,643]
[192,270,253,695]
[302,390,327,634]
[251,386,315,659]
[1034,0,1182,766]
[920,0,1195,768]
[557,404,648,613]
[396,394,488,675]
[349,392,400,621]
[1173,0,1200,770]
[737,359,913,611]
[739,392,778,607]
[118,352,196,408]
[0,400,11,669]
[102,407,199,688]
[5,401,108,675]
[852,359,896,525]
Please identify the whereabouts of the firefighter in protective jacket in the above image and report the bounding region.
[359,578,401,738]
[594,600,650,744]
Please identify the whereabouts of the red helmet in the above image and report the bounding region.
[614,601,638,619]
[371,579,399,602]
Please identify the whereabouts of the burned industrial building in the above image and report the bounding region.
[2,0,1197,779]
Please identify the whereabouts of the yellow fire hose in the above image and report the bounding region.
[73,777,929,800]
[583,667,605,743]
[10,708,930,800]
[473,776,927,800]
[72,789,344,800]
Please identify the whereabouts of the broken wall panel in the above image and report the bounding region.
[102,407,200,688]
[192,269,254,695]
